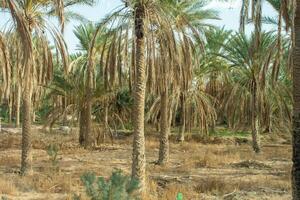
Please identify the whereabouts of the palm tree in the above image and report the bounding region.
[202,27,232,130]
[131,0,147,192]
[73,22,111,148]
[2,0,94,175]
[221,32,279,153]
[292,0,300,198]
[161,0,218,143]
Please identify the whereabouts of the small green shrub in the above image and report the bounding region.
[79,169,139,200]
[46,144,59,170]
[176,192,183,200]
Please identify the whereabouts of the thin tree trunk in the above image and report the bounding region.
[62,96,67,126]
[84,100,92,149]
[16,83,21,127]
[79,108,86,146]
[239,0,249,33]
[8,96,12,124]
[32,111,36,123]
[20,87,32,175]
[158,89,169,165]
[251,81,260,153]
[83,53,94,149]
[292,1,300,198]
[179,93,186,142]
[104,103,109,142]
[132,1,146,193]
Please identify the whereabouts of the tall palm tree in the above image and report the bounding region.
[73,22,110,148]
[160,0,218,144]
[1,0,94,175]
[221,32,279,153]
[292,0,300,198]
[131,0,147,192]
[88,0,148,191]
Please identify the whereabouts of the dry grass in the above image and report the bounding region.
[0,153,19,167]
[0,129,292,200]
[193,149,240,168]
[160,183,197,199]
[0,178,17,195]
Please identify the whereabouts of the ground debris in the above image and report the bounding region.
[230,160,271,169]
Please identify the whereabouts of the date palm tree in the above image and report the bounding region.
[73,23,110,147]
[1,0,95,175]
[160,0,218,145]
[221,32,279,153]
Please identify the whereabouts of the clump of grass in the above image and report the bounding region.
[210,129,249,138]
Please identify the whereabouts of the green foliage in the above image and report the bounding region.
[46,144,59,168]
[210,129,249,138]
[176,192,183,200]
[79,169,140,200]
[116,89,134,111]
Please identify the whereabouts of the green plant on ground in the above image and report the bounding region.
[79,169,139,200]
[210,129,249,138]
[46,144,59,170]
[176,192,183,200]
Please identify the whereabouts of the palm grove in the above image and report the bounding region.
[0,0,300,198]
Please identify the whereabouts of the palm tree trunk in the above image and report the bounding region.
[158,89,169,165]
[79,108,86,146]
[62,96,67,126]
[104,103,109,142]
[131,1,146,193]
[239,0,248,33]
[83,55,94,149]
[16,83,21,127]
[84,100,92,149]
[8,96,12,124]
[20,86,32,175]
[179,93,186,142]
[251,81,260,153]
[292,1,300,198]
[7,0,34,176]
[32,111,36,123]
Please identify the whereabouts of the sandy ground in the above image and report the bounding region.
[0,127,292,199]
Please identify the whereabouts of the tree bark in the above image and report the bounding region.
[83,49,94,149]
[79,108,86,146]
[16,83,21,127]
[20,87,32,175]
[62,96,68,126]
[132,1,146,193]
[251,81,260,153]
[32,111,36,123]
[8,96,12,124]
[84,101,92,149]
[103,103,109,143]
[179,93,186,142]
[158,89,169,165]
[292,1,300,198]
